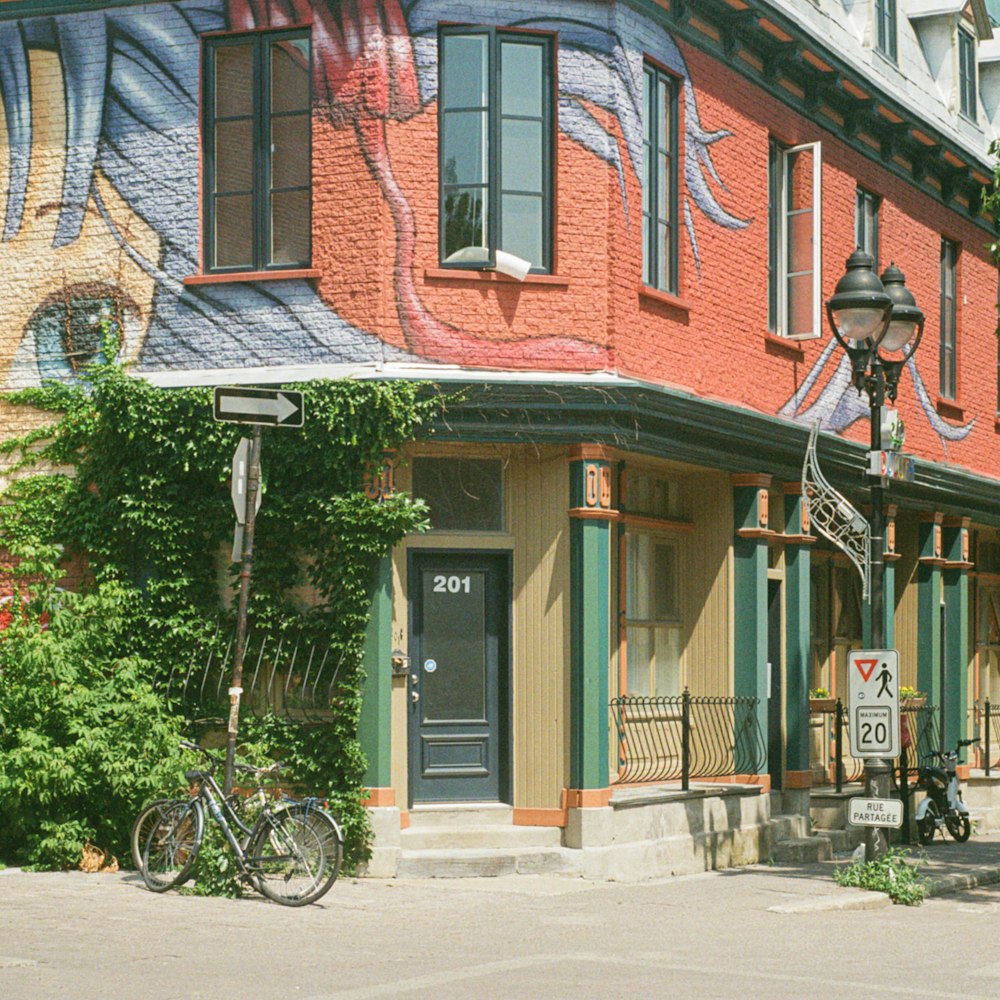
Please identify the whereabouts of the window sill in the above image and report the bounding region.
[763,332,806,360]
[638,284,691,314]
[423,268,570,287]
[183,269,321,286]
[936,396,965,421]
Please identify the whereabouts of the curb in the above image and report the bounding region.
[925,864,1000,898]
[768,889,892,913]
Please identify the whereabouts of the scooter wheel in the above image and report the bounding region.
[917,800,941,845]
[945,814,971,843]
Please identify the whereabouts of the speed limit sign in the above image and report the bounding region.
[847,649,900,758]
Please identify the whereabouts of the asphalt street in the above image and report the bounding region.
[4,839,1000,1000]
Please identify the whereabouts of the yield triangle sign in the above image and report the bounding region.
[854,658,878,683]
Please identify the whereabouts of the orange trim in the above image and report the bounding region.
[564,787,612,808]
[736,528,778,540]
[784,770,813,789]
[731,473,773,488]
[782,482,804,495]
[957,764,972,781]
[694,774,770,793]
[569,444,616,462]
[513,808,567,828]
[763,332,806,360]
[621,513,695,534]
[942,516,972,529]
[184,269,321,285]
[568,507,620,521]
[423,268,570,287]
[362,787,396,808]
[918,512,944,524]
[399,811,410,830]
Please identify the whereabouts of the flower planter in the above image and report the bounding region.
[809,698,837,713]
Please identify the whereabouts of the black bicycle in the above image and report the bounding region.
[138,740,343,906]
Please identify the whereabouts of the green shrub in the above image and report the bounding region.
[181,823,243,898]
[834,847,927,905]
[0,583,186,868]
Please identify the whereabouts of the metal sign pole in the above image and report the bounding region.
[224,424,262,796]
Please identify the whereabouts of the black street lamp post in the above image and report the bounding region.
[826,250,924,861]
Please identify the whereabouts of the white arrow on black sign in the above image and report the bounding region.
[213,386,304,427]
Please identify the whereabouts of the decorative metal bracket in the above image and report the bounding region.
[802,422,871,600]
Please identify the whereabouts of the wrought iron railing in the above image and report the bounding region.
[161,622,347,724]
[975,699,1000,774]
[810,699,940,790]
[610,690,767,790]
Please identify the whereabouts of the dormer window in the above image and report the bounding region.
[959,28,977,118]
[875,0,897,61]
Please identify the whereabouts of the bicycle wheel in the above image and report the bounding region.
[945,813,971,842]
[141,799,204,892]
[130,799,185,871]
[247,804,343,906]
[917,799,941,845]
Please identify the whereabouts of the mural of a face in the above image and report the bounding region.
[0,50,159,388]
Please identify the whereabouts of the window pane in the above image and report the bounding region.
[500,193,543,265]
[786,210,813,275]
[653,627,681,696]
[215,119,253,193]
[411,458,504,531]
[785,149,814,210]
[626,627,652,696]
[214,44,253,118]
[787,272,814,337]
[214,194,253,268]
[442,34,488,108]
[500,41,542,117]
[501,119,542,192]
[271,38,309,113]
[271,114,309,189]
[443,112,488,186]
[653,543,678,620]
[443,188,488,259]
[270,189,310,265]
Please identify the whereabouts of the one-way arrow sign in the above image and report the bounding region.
[213,386,304,427]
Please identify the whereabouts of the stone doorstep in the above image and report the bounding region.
[401,824,563,851]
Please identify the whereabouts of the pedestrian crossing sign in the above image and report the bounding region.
[847,649,900,759]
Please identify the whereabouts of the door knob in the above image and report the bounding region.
[410,673,419,686]
[411,691,420,703]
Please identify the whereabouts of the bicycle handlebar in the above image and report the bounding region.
[179,741,282,778]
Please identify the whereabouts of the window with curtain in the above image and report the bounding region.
[940,238,958,400]
[642,63,679,293]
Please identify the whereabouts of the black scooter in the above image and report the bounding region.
[914,737,979,845]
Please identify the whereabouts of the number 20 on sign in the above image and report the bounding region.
[847,649,900,759]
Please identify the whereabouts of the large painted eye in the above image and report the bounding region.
[28,296,120,381]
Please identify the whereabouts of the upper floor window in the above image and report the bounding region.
[768,139,822,339]
[855,188,881,270]
[875,0,897,62]
[940,238,958,400]
[959,29,977,119]
[439,28,553,274]
[411,457,504,531]
[203,31,311,273]
[642,63,679,293]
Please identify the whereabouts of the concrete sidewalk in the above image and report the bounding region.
[760,831,1000,910]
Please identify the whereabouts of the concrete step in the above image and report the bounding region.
[407,804,514,828]
[396,847,583,879]
[401,824,563,851]
[815,827,864,853]
[770,836,833,864]
[969,807,1000,835]
[769,813,810,842]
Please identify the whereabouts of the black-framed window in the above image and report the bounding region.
[940,238,958,400]
[203,30,311,273]
[855,188,880,270]
[959,29,977,120]
[642,63,679,293]
[875,0,897,62]
[439,27,553,273]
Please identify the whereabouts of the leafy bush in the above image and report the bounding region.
[181,823,243,899]
[834,847,927,905]
[0,582,186,868]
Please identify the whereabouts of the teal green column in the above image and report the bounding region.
[942,518,971,747]
[783,486,812,779]
[732,476,770,775]
[917,515,944,714]
[569,453,613,791]
[359,554,392,790]
[862,504,897,649]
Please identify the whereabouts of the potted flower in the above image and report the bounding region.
[900,686,926,708]
[809,687,837,713]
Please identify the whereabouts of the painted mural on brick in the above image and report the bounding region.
[0,0,743,388]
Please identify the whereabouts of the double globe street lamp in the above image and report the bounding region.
[826,249,925,860]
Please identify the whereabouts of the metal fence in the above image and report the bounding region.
[976,699,1000,774]
[161,622,346,724]
[811,699,941,790]
[610,690,767,789]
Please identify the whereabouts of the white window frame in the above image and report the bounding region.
[773,141,822,341]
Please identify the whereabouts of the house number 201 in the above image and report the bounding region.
[432,574,471,593]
